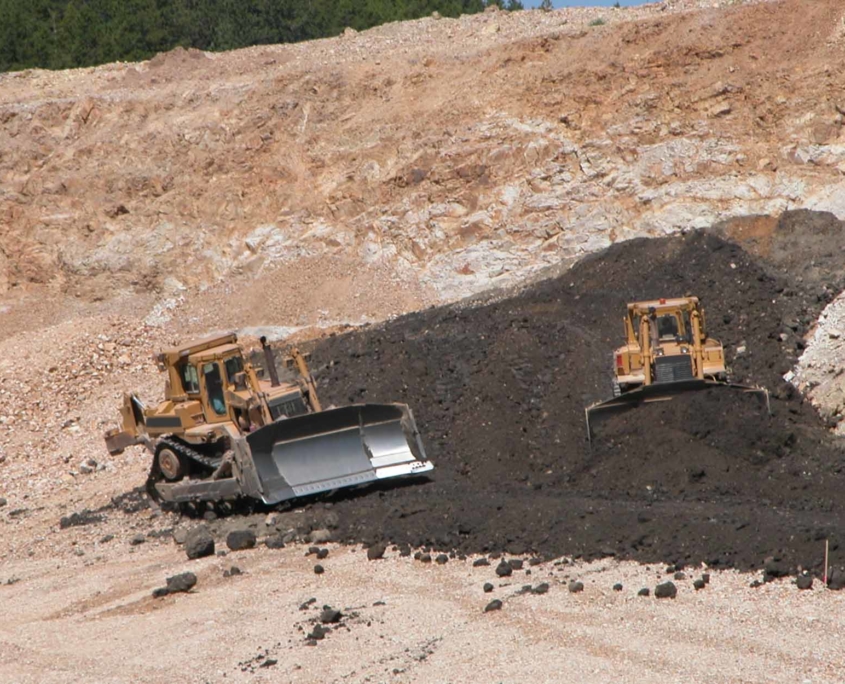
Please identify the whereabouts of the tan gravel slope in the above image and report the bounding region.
[3,0,845,329]
[2,545,844,684]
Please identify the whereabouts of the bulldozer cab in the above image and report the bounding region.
[627,299,702,345]
[154,334,262,427]
[188,345,242,423]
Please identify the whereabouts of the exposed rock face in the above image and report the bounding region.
[2,0,844,319]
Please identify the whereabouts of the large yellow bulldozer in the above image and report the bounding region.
[585,297,769,440]
[104,333,432,505]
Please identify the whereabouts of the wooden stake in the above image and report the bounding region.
[824,539,829,587]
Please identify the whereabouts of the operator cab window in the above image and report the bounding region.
[682,311,693,343]
[224,355,244,384]
[203,362,227,416]
[657,314,679,339]
[180,364,200,394]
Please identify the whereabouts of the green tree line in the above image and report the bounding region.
[0,0,524,72]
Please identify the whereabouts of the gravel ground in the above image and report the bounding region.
[1,543,843,684]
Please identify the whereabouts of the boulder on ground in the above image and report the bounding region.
[153,571,198,597]
[185,526,215,560]
[265,534,285,549]
[495,560,513,578]
[655,581,677,599]
[320,608,343,624]
[484,599,503,612]
[226,529,256,551]
[367,543,387,560]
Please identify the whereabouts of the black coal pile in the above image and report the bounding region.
[306,225,845,573]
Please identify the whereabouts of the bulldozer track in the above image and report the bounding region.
[158,437,223,471]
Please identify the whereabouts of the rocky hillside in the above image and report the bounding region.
[2,0,844,337]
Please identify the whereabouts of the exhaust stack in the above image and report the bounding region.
[260,336,281,387]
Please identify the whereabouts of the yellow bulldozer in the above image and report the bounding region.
[104,333,432,505]
[585,296,769,440]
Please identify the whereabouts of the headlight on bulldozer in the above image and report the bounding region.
[680,346,689,354]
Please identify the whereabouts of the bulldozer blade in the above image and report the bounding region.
[585,380,770,443]
[245,403,433,505]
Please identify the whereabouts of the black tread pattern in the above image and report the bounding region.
[158,437,223,471]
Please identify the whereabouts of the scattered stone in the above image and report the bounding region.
[164,571,197,594]
[260,659,277,668]
[638,588,650,597]
[495,560,513,577]
[827,568,845,590]
[309,529,332,544]
[532,583,550,595]
[763,557,789,581]
[308,624,328,641]
[568,581,584,594]
[367,543,387,561]
[435,554,449,565]
[99,534,114,544]
[226,529,256,551]
[299,598,317,610]
[419,553,432,563]
[673,571,686,580]
[795,573,813,589]
[59,510,104,529]
[184,526,215,560]
[223,566,242,578]
[152,587,169,598]
[306,546,320,556]
[320,608,343,624]
[399,546,411,557]
[130,533,146,546]
[484,599,503,612]
[265,534,285,549]
[413,551,422,560]
[483,582,494,593]
[693,579,706,591]
[528,557,543,566]
[0,497,6,508]
[313,564,324,575]
[172,527,188,545]
[316,548,329,560]
[612,583,623,592]
[508,559,524,570]
[702,573,711,585]
[655,581,678,599]
[750,580,762,589]
[473,558,490,567]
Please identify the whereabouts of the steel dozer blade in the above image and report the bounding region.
[585,380,770,443]
[245,403,433,505]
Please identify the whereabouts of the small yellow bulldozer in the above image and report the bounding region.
[104,333,432,505]
[585,296,769,440]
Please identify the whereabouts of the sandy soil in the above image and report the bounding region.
[2,542,843,684]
